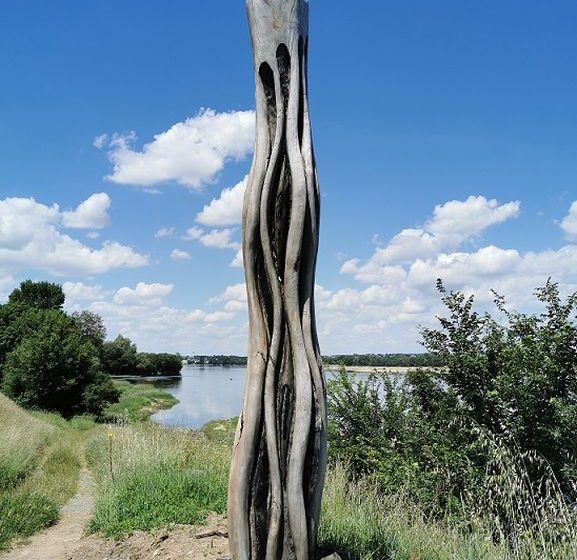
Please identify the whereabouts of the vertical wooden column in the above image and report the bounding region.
[227,1,327,559]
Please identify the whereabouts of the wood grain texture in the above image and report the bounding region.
[227,2,327,559]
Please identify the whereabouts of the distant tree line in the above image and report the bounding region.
[102,334,182,377]
[186,354,443,367]
[187,355,247,366]
[322,353,445,367]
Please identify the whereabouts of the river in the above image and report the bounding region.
[149,363,377,430]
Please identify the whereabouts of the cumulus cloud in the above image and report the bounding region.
[63,281,107,303]
[170,249,191,261]
[93,134,108,149]
[560,201,577,240]
[183,226,240,251]
[0,195,148,276]
[314,194,577,353]
[113,282,174,305]
[342,196,520,282]
[62,193,111,229]
[80,280,244,354]
[209,283,247,312]
[198,228,240,250]
[196,175,247,226]
[230,249,243,268]
[102,109,255,189]
[155,226,175,239]
[183,227,204,240]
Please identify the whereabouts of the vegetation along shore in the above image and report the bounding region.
[2,279,577,559]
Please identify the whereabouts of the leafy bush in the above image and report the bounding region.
[327,279,577,549]
[420,279,577,494]
[1,309,118,417]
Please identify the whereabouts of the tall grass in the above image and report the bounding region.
[0,393,53,489]
[320,463,507,560]
[0,394,85,551]
[320,446,577,560]
[87,422,229,537]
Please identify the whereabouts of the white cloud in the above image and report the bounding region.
[183,226,240,251]
[209,283,247,312]
[311,194,577,353]
[79,280,245,353]
[63,281,107,303]
[155,226,175,239]
[93,134,108,149]
[0,196,148,276]
[62,193,111,229]
[113,282,174,305]
[196,175,247,226]
[183,226,204,240]
[0,274,17,301]
[427,196,520,237]
[342,196,520,281]
[102,109,255,189]
[171,249,191,261]
[230,249,243,268]
[198,228,240,250]
[560,201,577,240]
[86,232,100,239]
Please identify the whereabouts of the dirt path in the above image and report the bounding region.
[1,467,232,560]
[0,468,95,560]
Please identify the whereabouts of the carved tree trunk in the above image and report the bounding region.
[227,2,327,559]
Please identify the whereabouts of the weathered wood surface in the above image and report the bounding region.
[227,1,327,559]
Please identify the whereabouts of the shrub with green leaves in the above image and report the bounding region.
[328,279,577,528]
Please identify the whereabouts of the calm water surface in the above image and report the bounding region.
[151,364,247,429]
[150,364,356,430]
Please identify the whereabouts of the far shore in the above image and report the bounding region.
[323,364,431,374]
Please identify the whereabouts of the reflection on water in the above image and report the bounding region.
[150,364,247,429]
[149,364,373,430]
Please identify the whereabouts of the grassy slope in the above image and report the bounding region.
[0,395,86,550]
[84,416,508,560]
[0,380,180,550]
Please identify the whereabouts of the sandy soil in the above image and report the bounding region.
[69,514,230,560]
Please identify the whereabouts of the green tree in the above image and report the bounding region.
[71,310,106,348]
[8,280,65,311]
[420,279,577,488]
[101,335,138,376]
[1,311,118,417]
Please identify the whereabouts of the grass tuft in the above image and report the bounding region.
[87,422,229,538]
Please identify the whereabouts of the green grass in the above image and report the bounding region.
[0,394,53,490]
[319,464,508,560]
[104,381,178,422]
[86,422,229,538]
[0,394,86,551]
[202,417,238,445]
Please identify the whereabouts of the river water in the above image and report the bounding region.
[149,364,360,430]
[150,364,247,429]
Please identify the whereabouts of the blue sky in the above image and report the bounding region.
[1,1,576,354]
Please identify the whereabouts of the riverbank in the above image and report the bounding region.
[106,381,179,422]
[324,364,427,374]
